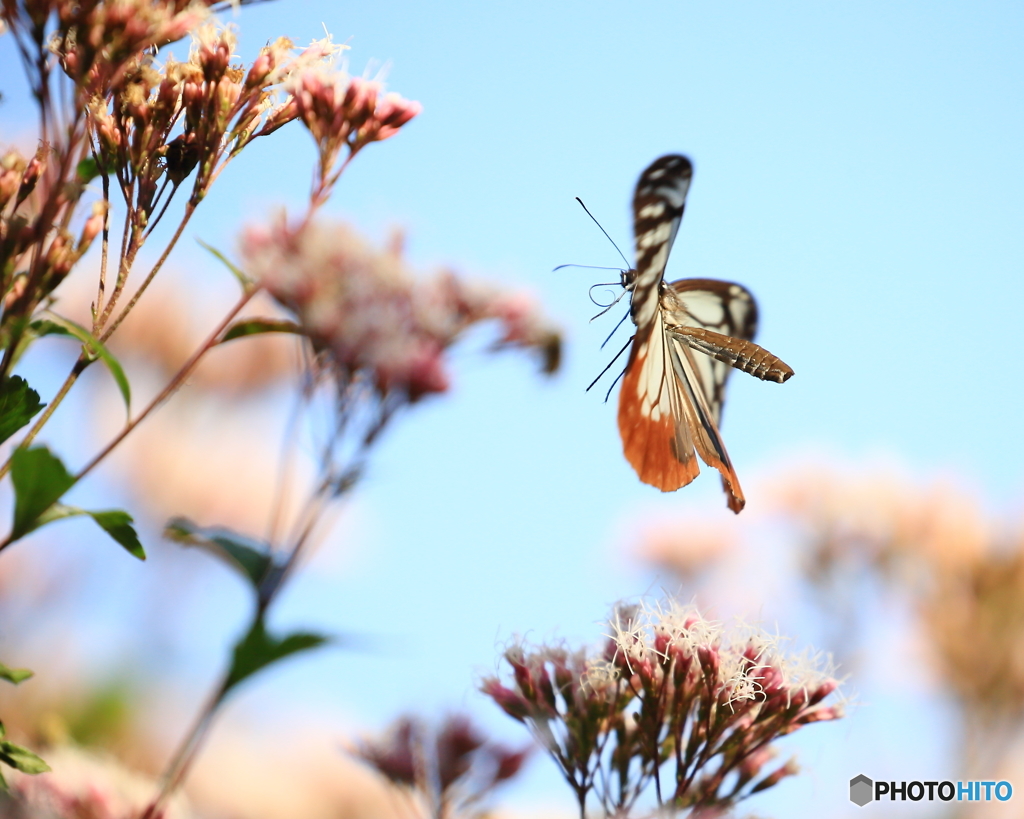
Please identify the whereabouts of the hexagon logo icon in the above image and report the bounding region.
[850,774,874,807]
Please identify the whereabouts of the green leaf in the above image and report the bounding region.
[33,504,146,559]
[0,741,51,775]
[165,517,272,589]
[198,239,251,291]
[88,510,145,560]
[38,314,130,413]
[10,446,75,540]
[0,663,33,685]
[224,617,327,693]
[0,376,45,446]
[27,319,73,339]
[76,156,102,184]
[220,318,303,344]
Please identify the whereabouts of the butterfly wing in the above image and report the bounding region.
[618,156,705,494]
[628,155,692,331]
[666,331,746,512]
[661,279,758,426]
[617,157,751,512]
[618,313,701,492]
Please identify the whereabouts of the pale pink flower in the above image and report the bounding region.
[285,64,421,203]
[483,597,842,817]
[241,218,560,401]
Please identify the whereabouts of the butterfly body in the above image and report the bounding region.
[614,155,793,512]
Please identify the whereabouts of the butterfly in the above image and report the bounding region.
[614,154,794,513]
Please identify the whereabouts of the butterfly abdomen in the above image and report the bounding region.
[669,325,794,384]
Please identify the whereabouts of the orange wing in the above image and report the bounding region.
[618,314,700,493]
[617,310,746,511]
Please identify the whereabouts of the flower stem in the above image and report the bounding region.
[0,356,90,480]
[140,674,231,819]
[0,289,256,555]
[75,288,254,484]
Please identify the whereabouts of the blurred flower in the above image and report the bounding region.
[1,744,192,819]
[93,397,313,537]
[482,597,841,818]
[635,517,738,582]
[762,460,1024,775]
[767,461,989,578]
[241,218,561,404]
[355,713,530,819]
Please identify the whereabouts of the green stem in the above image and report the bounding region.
[100,205,195,343]
[75,288,254,484]
[0,289,256,555]
[0,356,90,481]
[139,673,231,819]
[0,206,198,479]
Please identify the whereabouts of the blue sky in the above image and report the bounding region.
[2,1,1023,816]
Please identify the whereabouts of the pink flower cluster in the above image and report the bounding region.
[84,25,332,210]
[41,0,210,98]
[1,147,106,308]
[356,714,529,817]
[241,218,560,401]
[290,72,422,153]
[481,599,843,817]
[284,67,421,204]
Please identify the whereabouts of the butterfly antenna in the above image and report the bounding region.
[553,263,628,272]
[604,368,627,403]
[600,309,631,348]
[575,197,631,269]
[586,334,634,393]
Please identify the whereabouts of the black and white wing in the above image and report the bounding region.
[618,156,708,496]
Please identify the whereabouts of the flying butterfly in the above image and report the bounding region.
[608,154,793,513]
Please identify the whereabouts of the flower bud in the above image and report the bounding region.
[697,644,719,678]
[78,202,107,250]
[3,275,28,312]
[750,758,800,794]
[16,148,46,208]
[245,52,274,89]
[480,679,531,722]
[492,747,530,783]
[807,678,838,706]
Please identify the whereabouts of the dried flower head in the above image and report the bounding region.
[482,597,842,818]
[48,0,211,100]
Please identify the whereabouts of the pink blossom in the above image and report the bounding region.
[285,67,421,203]
[355,714,530,816]
[483,598,843,817]
[241,217,560,402]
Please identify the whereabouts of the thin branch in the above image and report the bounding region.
[100,204,195,342]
